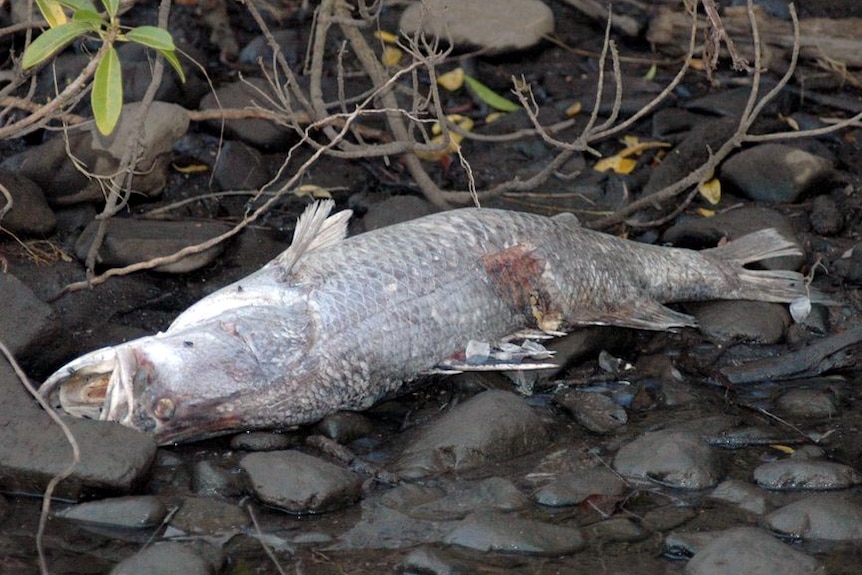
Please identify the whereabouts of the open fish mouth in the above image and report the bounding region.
[40,346,137,426]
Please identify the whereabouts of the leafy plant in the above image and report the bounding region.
[23,0,185,135]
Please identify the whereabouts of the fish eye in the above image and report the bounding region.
[152,397,176,421]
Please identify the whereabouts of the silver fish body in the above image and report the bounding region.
[42,201,810,444]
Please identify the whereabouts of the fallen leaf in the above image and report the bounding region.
[415,115,474,161]
[594,155,637,174]
[770,444,796,455]
[381,45,402,67]
[437,67,465,91]
[485,112,505,124]
[698,178,721,205]
[373,30,399,44]
[696,207,716,217]
[293,184,334,199]
[565,101,582,117]
[463,74,520,112]
[644,63,658,81]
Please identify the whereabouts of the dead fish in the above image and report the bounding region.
[41,200,815,444]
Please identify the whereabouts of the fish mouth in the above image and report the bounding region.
[40,346,138,426]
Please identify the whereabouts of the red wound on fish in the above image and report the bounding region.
[481,245,543,311]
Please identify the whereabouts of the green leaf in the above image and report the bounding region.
[34,0,67,28]
[71,9,105,27]
[59,0,98,11]
[22,21,92,68]
[463,74,521,113]
[157,48,186,83]
[100,0,119,19]
[125,26,176,52]
[92,45,122,135]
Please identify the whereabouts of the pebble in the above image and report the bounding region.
[191,460,247,498]
[110,541,217,575]
[686,301,789,344]
[613,429,721,489]
[230,431,298,451]
[199,78,294,148]
[361,195,435,231]
[442,512,585,556]
[315,412,374,444]
[774,388,838,419]
[0,169,55,236]
[169,497,249,535]
[584,517,648,543]
[753,459,862,490]
[533,467,627,507]
[0,272,59,359]
[763,494,862,540]
[74,218,232,273]
[54,496,168,529]
[708,479,769,515]
[406,477,529,521]
[555,389,628,434]
[212,140,272,191]
[240,450,362,513]
[809,194,844,235]
[684,527,822,575]
[396,390,550,479]
[720,143,833,203]
[400,546,470,575]
[399,0,554,54]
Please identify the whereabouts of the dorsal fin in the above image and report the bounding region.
[274,200,352,277]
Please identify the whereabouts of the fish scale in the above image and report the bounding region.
[42,201,815,444]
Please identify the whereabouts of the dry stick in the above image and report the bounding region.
[0,180,12,223]
[0,339,81,575]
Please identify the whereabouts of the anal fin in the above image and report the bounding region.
[577,300,697,331]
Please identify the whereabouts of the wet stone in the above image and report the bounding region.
[315,411,374,444]
[583,517,648,543]
[230,431,298,451]
[212,140,271,191]
[533,467,627,507]
[683,527,822,575]
[442,511,586,556]
[720,143,833,203]
[642,506,698,533]
[763,494,862,541]
[686,301,789,345]
[191,460,247,498]
[774,388,838,419]
[380,484,447,511]
[0,169,55,236]
[400,546,470,575]
[169,497,248,536]
[240,450,362,513]
[556,389,628,434]
[54,496,168,529]
[613,429,722,490]
[396,390,550,479]
[709,479,769,515]
[406,477,529,521]
[753,459,862,490]
[399,0,554,54]
[0,272,59,359]
[110,541,217,575]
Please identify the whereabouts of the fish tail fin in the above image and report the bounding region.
[274,200,353,276]
[704,229,832,304]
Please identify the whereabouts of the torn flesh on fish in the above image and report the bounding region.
[40,200,822,444]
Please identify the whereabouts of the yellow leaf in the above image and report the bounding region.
[293,184,333,199]
[416,115,473,161]
[770,444,796,455]
[644,63,658,81]
[617,137,671,159]
[696,207,715,217]
[689,58,705,70]
[699,178,721,205]
[565,101,582,117]
[437,67,465,91]
[373,30,399,44]
[780,114,800,131]
[381,46,402,67]
[594,155,637,174]
[485,112,504,124]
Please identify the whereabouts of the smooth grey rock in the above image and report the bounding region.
[0,169,55,236]
[169,497,248,535]
[720,143,833,203]
[110,542,215,575]
[686,300,789,344]
[556,389,627,434]
[443,512,585,556]
[0,273,59,359]
[241,450,362,513]
[239,29,302,68]
[584,517,647,543]
[315,411,374,444]
[534,467,627,507]
[230,431,297,451]
[55,496,167,528]
[764,494,862,540]
[380,484,447,511]
[212,140,271,191]
[775,388,838,419]
[613,429,721,489]
[754,459,862,490]
[407,477,529,521]
[191,460,247,498]
[74,218,231,273]
[684,527,822,575]
[362,195,434,231]
[199,77,293,148]
[400,546,470,575]
[396,390,550,478]
[399,0,554,54]
[709,479,769,515]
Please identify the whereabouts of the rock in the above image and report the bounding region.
[442,512,585,556]
[555,389,628,434]
[54,496,168,528]
[708,479,769,515]
[230,431,298,451]
[169,497,249,535]
[239,29,302,68]
[753,459,862,490]
[686,301,789,344]
[0,170,55,236]
[407,477,530,521]
[110,542,217,575]
[361,195,435,231]
[720,144,833,203]
[212,140,272,191]
[199,77,294,148]
[315,412,374,444]
[400,546,470,575]
[191,460,247,498]
[399,0,554,54]
[584,517,648,543]
[0,273,60,360]
[74,218,232,273]
[809,194,844,236]
[0,361,156,499]
[683,527,822,575]
[241,450,362,513]
[662,207,803,271]
[395,390,550,478]
[613,429,721,489]
[763,494,862,540]
[774,388,838,419]
[534,467,628,507]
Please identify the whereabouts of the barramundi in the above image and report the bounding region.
[41,201,814,444]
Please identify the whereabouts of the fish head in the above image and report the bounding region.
[42,312,311,444]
